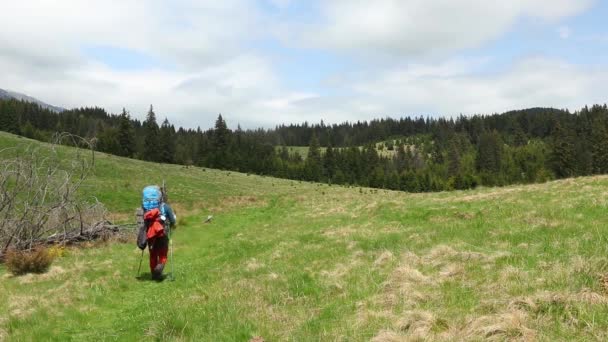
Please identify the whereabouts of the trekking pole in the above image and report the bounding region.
[167,222,175,281]
[136,249,144,277]
[169,232,175,281]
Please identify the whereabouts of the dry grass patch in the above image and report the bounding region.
[245,258,265,272]
[222,279,295,340]
[321,226,358,238]
[396,310,446,339]
[463,309,536,341]
[499,265,528,283]
[320,254,365,290]
[362,244,532,340]
[8,295,37,319]
[600,274,608,294]
[530,290,608,306]
[0,316,6,342]
[374,251,395,267]
[370,330,405,342]
[17,265,66,284]
[446,186,521,203]
[438,264,465,279]
[423,245,485,267]
[375,255,434,309]
[308,203,348,217]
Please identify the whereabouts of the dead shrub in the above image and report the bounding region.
[5,247,55,275]
[0,134,109,257]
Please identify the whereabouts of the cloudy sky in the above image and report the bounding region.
[1,0,607,129]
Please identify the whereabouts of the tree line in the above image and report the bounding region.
[2,98,608,192]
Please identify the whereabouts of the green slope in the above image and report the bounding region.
[1,132,608,341]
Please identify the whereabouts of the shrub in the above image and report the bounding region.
[5,247,55,275]
[47,245,67,258]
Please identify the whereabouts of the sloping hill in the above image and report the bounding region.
[1,132,608,341]
[0,88,66,112]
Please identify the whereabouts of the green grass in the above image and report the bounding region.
[2,131,608,341]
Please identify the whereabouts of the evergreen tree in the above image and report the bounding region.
[591,120,608,174]
[323,143,336,182]
[159,118,176,163]
[211,114,231,169]
[143,105,161,162]
[117,108,135,157]
[279,145,290,161]
[96,125,121,155]
[512,123,528,146]
[395,143,407,172]
[476,130,502,173]
[21,121,36,139]
[196,130,209,166]
[551,122,576,178]
[0,110,20,134]
[447,139,461,177]
[4,95,608,194]
[305,132,322,181]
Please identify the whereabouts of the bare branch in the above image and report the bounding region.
[0,134,116,258]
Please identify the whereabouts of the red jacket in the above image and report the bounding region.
[144,208,165,240]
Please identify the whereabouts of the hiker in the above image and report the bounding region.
[137,185,176,280]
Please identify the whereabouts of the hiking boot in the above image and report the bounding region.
[152,263,165,280]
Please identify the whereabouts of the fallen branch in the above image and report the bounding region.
[43,220,120,245]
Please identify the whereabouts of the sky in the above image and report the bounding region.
[1,0,607,129]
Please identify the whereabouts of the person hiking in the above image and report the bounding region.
[137,185,176,280]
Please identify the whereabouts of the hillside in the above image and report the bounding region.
[0,88,65,113]
[1,131,608,341]
[4,98,607,194]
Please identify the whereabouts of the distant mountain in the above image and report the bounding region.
[0,88,66,112]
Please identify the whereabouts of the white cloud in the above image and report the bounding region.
[297,0,594,56]
[207,57,608,127]
[0,0,261,68]
[0,0,603,129]
[343,57,608,118]
[0,0,271,127]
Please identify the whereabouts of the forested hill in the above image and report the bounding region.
[1,97,608,192]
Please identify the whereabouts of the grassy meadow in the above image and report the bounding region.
[2,131,608,341]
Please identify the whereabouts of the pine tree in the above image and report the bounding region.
[551,122,576,178]
[279,145,290,161]
[395,143,407,172]
[159,118,176,163]
[196,131,209,166]
[447,139,461,177]
[96,125,121,155]
[512,123,528,146]
[211,114,231,169]
[591,119,608,174]
[305,132,322,181]
[476,130,502,173]
[21,121,36,139]
[213,115,229,150]
[323,143,336,182]
[143,105,161,162]
[117,108,135,157]
[0,110,20,135]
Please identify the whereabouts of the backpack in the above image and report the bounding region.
[137,185,165,250]
[142,185,163,212]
